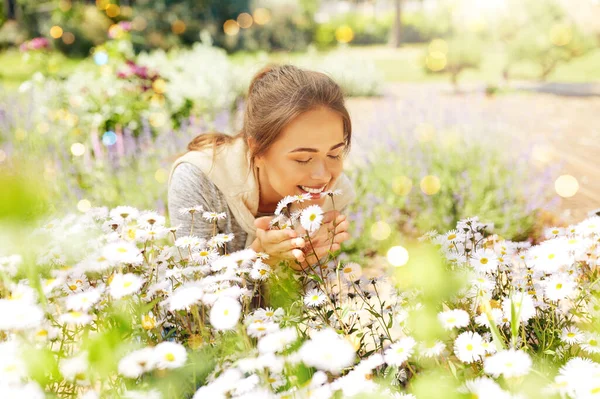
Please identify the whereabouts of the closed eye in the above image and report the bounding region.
[296,155,341,164]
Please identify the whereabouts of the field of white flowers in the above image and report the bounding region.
[1,190,599,398]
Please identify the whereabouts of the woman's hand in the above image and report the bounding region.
[252,216,306,264]
[291,210,350,271]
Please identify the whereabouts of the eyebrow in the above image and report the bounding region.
[289,142,345,153]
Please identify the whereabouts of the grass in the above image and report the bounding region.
[2,43,600,92]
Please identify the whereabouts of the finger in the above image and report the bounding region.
[304,243,341,265]
[321,210,341,224]
[254,216,274,230]
[262,228,298,245]
[268,237,305,255]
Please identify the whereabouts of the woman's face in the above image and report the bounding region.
[254,106,346,211]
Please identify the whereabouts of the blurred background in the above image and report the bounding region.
[1,0,599,256]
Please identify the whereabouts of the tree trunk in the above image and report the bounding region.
[4,0,16,19]
[392,0,403,48]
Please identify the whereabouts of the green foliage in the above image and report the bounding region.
[502,0,598,80]
[422,34,484,86]
[51,4,112,57]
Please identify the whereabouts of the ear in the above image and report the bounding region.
[247,136,257,152]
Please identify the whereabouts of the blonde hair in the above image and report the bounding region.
[186,64,352,170]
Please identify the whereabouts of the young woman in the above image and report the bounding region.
[167,64,355,270]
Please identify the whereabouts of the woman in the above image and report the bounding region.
[168,64,355,270]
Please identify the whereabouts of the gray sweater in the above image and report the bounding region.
[168,162,269,251]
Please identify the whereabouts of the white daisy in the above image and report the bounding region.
[580,332,600,354]
[543,275,577,301]
[60,352,89,385]
[298,329,356,374]
[202,211,227,222]
[384,336,416,366]
[257,327,298,354]
[174,235,205,249]
[210,297,241,331]
[460,377,510,399]
[438,309,470,330]
[212,233,235,247]
[484,349,532,378]
[561,326,585,345]
[65,287,103,312]
[502,293,536,324]
[118,348,156,378]
[419,341,446,358]
[59,311,93,326]
[470,248,499,274]
[109,206,139,222]
[191,248,219,265]
[102,240,143,265]
[153,341,188,369]
[454,331,485,363]
[109,273,144,299]
[247,320,279,338]
[138,211,165,229]
[340,262,362,280]
[0,299,44,331]
[250,260,272,281]
[300,205,324,233]
[304,289,327,307]
[167,286,204,311]
[274,195,295,216]
[178,205,204,215]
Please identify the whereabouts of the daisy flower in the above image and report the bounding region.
[438,309,470,330]
[444,229,462,244]
[484,349,532,378]
[384,336,416,366]
[580,332,600,354]
[275,196,295,216]
[212,233,235,247]
[292,193,312,203]
[470,248,499,274]
[210,297,241,331]
[118,348,156,378]
[178,205,204,215]
[65,287,103,312]
[59,310,93,326]
[298,329,356,374]
[561,326,585,345]
[320,189,342,198]
[250,260,272,281]
[192,248,219,265]
[174,235,205,249]
[59,352,89,384]
[454,331,485,363]
[340,262,362,280]
[257,327,298,354]
[109,206,139,222]
[167,286,204,311]
[501,293,536,324]
[0,300,45,331]
[300,205,324,233]
[419,341,446,358]
[544,226,564,238]
[109,273,144,299]
[304,289,327,307]
[138,211,165,229]
[102,240,143,265]
[153,341,188,369]
[460,377,509,399]
[543,275,577,301]
[247,320,279,338]
[202,211,227,222]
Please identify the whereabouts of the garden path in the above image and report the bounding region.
[345,82,600,225]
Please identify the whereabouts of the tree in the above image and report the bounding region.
[391,0,403,47]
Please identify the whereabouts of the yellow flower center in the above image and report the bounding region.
[447,234,456,240]
[466,344,473,351]
[480,258,488,265]
[165,353,175,362]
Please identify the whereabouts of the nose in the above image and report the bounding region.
[310,160,331,182]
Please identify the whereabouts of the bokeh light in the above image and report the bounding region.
[392,176,413,196]
[93,51,109,66]
[425,51,447,72]
[550,24,573,47]
[59,0,72,12]
[102,131,117,146]
[420,175,441,195]
[335,25,354,44]
[62,32,75,45]
[50,26,63,39]
[428,38,448,54]
[171,20,186,35]
[132,16,147,31]
[253,8,271,25]
[15,128,27,141]
[149,112,167,127]
[237,13,253,29]
[387,246,409,267]
[555,175,579,198]
[152,78,167,94]
[96,0,109,10]
[155,168,168,183]
[223,20,240,36]
[77,199,91,213]
[105,4,120,18]
[371,221,391,241]
[70,143,86,157]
